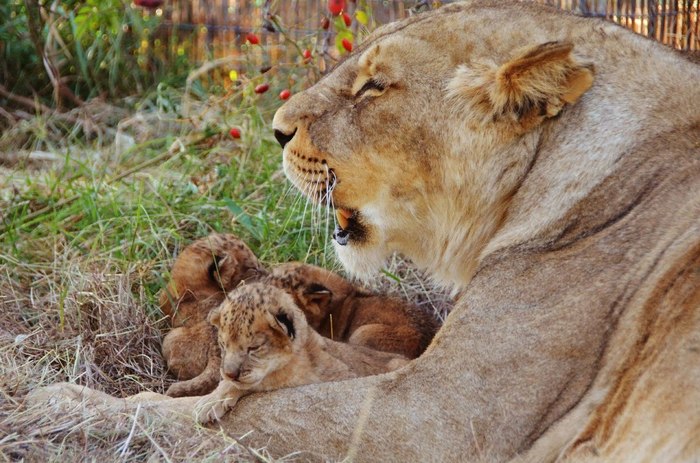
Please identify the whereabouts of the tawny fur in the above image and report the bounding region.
[159,233,265,396]
[162,236,438,397]
[28,2,700,461]
[266,262,439,358]
[194,283,408,423]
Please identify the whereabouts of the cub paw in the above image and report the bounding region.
[194,396,230,424]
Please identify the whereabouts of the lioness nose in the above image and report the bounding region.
[274,128,296,148]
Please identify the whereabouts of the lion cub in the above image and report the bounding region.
[267,262,439,359]
[159,233,265,397]
[195,283,408,424]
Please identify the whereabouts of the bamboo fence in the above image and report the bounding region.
[145,0,699,68]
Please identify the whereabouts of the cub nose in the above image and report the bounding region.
[274,129,296,148]
[223,367,240,381]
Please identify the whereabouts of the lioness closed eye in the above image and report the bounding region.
[195,283,408,424]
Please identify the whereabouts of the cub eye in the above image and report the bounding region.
[355,78,386,98]
[247,344,263,353]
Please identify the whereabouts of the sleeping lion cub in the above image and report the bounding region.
[161,234,439,398]
[195,282,408,423]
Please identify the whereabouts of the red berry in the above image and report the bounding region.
[341,38,353,52]
[246,33,260,45]
[134,0,163,8]
[342,12,352,27]
[327,0,345,16]
[229,128,241,139]
[279,89,291,100]
[254,83,270,94]
[321,17,330,30]
[302,49,312,60]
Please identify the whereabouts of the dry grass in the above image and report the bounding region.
[0,236,450,462]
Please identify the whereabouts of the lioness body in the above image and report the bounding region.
[28,2,700,461]
[195,283,407,423]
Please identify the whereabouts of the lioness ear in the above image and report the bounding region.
[449,41,594,131]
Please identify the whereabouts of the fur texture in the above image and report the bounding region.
[161,235,437,397]
[159,233,264,397]
[27,2,700,461]
[194,283,407,423]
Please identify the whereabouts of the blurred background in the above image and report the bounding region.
[1,0,698,109]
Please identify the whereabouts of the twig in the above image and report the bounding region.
[118,403,142,457]
[23,0,84,109]
[182,56,241,117]
[0,84,53,114]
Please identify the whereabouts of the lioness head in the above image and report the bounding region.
[208,283,307,389]
[273,3,593,286]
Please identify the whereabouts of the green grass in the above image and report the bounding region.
[0,85,342,460]
[0,91,339,311]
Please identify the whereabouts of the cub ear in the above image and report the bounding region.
[449,41,594,131]
[208,304,223,327]
[303,283,332,308]
[207,254,229,289]
[273,311,296,339]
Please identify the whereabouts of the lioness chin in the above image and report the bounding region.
[27,2,700,461]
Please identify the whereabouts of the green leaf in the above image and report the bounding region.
[335,30,353,54]
[224,199,260,239]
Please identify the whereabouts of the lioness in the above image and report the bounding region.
[28,2,700,461]
[194,283,408,423]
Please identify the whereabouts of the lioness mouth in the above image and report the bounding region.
[333,208,364,246]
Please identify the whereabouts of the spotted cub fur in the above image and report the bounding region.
[159,233,264,397]
[195,283,408,423]
[161,234,440,398]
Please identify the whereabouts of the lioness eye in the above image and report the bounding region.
[355,78,385,97]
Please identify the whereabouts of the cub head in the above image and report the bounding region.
[266,262,358,329]
[160,234,266,319]
[272,4,593,284]
[208,283,307,389]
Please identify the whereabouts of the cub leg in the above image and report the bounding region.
[194,379,243,424]
[348,324,422,358]
[165,339,221,397]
